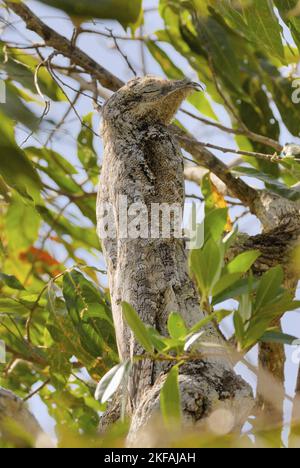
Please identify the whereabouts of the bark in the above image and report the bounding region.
[96,76,253,445]
[227,197,300,423]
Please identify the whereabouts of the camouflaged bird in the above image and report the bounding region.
[97,75,202,402]
[96,76,253,438]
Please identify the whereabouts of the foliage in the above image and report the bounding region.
[0,0,300,448]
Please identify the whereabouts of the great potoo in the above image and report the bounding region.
[96,76,252,427]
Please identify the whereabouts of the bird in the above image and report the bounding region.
[96,76,253,437]
[97,75,203,406]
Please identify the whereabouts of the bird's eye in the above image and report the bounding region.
[141,86,159,94]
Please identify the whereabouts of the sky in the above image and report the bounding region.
[1,0,300,443]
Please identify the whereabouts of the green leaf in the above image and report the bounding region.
[232,166,300,201]
[77,113,99,183]
[1,82,39,131]
[95,361,131,404]
[39,0,143,28]
[167,312,187,339]
[160,366,181,429]
[0,45,65,101]
[121,302,153,354]
[212,276,260,306]
[254,266,284,312]
[63,270,116,364]
[202,174,217,214]
[25,147,77,176]
[238,293,252,323]
[216,0,285,63]
[272,76,300,137]
[257,294,300,320]
[234,310,244,345]
[0,141,42,202]
[204,208,228,243]
[212,272,244,297]
[147,327,167,352]
[226,250,261,274]
[0,298,31,315]
[0,272,25,291]
[146,40,184,80]
[190,239,223,297]
[260,330,298,346]
[195,15,243,94]
[49,345,72,390]
[275,0,300,53]
[242,294,300,349]
[5,192,41,252]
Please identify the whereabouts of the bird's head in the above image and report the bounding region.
[102,75,203,127]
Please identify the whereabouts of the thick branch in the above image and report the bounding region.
[172,126,258,209]
[184,166,228,195]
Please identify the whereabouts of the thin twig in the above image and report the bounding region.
[4,0,123,91]
[25,284,48,343]
[45,91,81,145]
[186,193,204,201]
[207,56,282,152]
[20,58,51,147]
[23,379,50,402]
[47,59,101,138]
[181,136,281,163]
[78,28,150,42]
[5,42,47,50]
[106,28,137,77]
[181,109,282,152]
[139,25,147,75]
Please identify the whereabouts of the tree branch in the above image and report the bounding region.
[4,1,123,91]
[172,125,258,209]
[181,109,283,153]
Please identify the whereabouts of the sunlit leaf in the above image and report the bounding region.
[121,302,153,354]
[167,312,187,339]
[95,360,131,404]
[0,272,25,291]
[39,0,143,28]
[160,366,181,429]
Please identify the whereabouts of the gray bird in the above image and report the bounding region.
[96,75,253,436]
[97,76,206,407]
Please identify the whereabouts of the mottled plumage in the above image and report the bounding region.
[97,76,202,404]
[96,76,253,437]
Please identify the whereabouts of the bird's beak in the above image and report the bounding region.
[186,81,204,92]
[176,79,204,92]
